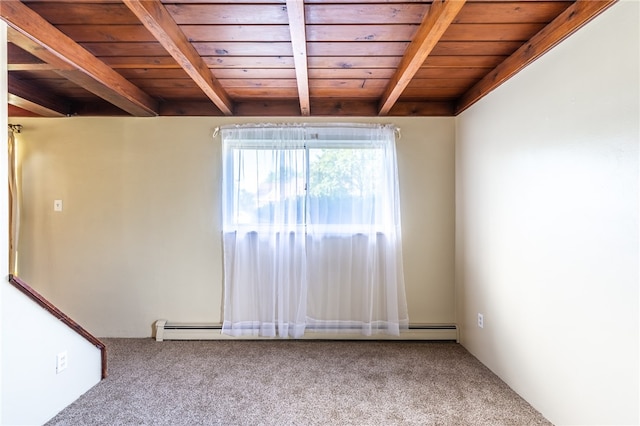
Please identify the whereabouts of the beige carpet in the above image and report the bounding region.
[46,339,550,425]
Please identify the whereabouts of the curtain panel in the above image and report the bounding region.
[220,123,408,338]
[8,128,20,276]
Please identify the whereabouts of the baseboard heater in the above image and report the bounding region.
[155,320,458,342]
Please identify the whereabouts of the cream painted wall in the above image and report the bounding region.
[455,1,639,425]
[14,116,455,337]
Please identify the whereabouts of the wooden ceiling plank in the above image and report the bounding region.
[310,79,388,89]
[159,101,225,117]
[211,68,296,79]
[130,78,301,90]
[441,23,547,41]
[454,2,573,24]
[312,100,379,116]
[54,25,155,42]
[123,0,234,115]
[70,101,137,117]
[213,68,297,79]
[378,0,467,115]
[139,87,213,98]
[308,56,400,69]
[407,77,480,89]
[388,101,455,116]
[183,25,291,42]
[235,100,305,117]
[83,42,169,58]
[286,0,310,115]
[55,23,291,43]
[8,74,70,117]
[165,4,289,25]
[431,40,523,56]
[204,56,295,68]
[1,2,158,117]
[310,88,383,98]
[307,24,417,42]
[456,0,617,114]
[401,86,465,98]
[219,79,298,88]
[225,87,300,98]
[195,42,293,57]
[308,41,409,57]
[306,3,429,25]
[103,57,179,69]
[128,78,200,89]
[116,68,191,79]
[160,99,224,117]
[26,3,139,25]
[422,55,507,68]
[414,67,490,79]
[309,68,395,79]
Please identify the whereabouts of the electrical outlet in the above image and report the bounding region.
[477,313,484,329]
[56,351,68,374]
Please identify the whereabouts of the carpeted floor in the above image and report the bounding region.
[46,339,550,425]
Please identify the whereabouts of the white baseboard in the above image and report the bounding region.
[155,320,458,342]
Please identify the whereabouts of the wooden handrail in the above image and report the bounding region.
[7,274,107,379]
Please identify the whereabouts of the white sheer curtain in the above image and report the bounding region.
[222,126,308,338]
[221,124,408,338]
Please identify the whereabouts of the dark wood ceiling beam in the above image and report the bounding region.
[286,0,310,116]
[389,101,455,117]
[8,63,58,71]
[7,28,74,71]
[7,92,64,118]
[1,1,158,117]
[159,100,456,117]
[12,31,157,116]
[8,74,70,117]
[455,0,617,114]
[378,0,466,115]
[123,0,233,116]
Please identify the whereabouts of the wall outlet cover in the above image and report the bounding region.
[56,351,68,373]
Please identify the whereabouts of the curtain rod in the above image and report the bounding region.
[8,124,22,134]
[213,123,400,139]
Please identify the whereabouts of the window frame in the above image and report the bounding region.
[222,139,389,234]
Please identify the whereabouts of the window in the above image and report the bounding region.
[220,124,408,338]
[224,138,389,233]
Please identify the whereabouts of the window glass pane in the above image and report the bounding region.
[225,141,390,231]
[307,147,384,227]
[228,147,306,227]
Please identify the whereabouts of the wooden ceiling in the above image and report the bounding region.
[3,0,615,118]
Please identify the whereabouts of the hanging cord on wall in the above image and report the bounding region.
[8,124,23,134]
